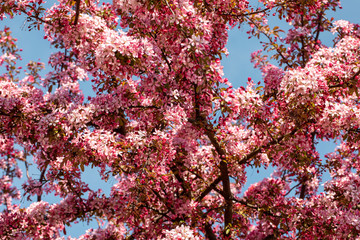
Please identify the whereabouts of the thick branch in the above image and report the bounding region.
[219,160,232,236]
[313,11,324,46]
[202,127,233,235]
[299,183,306,199]
[74,0,81,25]
[196,176,222,202]
[170,158,192,199]
[205,223,217,240]
[191,85,233,236]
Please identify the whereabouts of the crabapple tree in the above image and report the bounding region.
[1,0,360,239]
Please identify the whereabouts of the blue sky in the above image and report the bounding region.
[1,0,360,238]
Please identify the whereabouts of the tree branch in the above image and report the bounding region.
[74,0,81,25]
[190,84,233,236]
[196,176,222,202]
[205,223,217,240]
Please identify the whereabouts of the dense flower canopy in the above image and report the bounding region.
[1,0,360,239]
